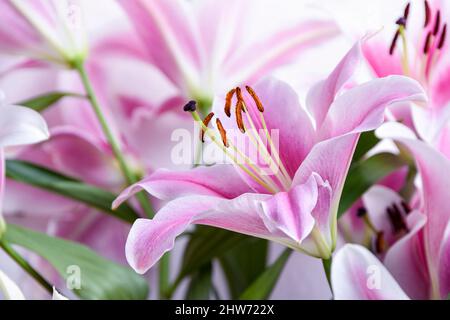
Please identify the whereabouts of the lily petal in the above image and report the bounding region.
[125,193,274,273]
[319,75,427,139]
[0,104,49,148]
[395,139,450,269]
[384,211,429,300]
[113,164,250,209]
[306,41,362,128]
[224,20,339,87]
[118,0,202,90]
[259,174,317,243]
[332,244,409,300]
[293,134,359,246]
[0,269,25,300]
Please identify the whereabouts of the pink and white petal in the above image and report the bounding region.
[395,138,450,267]
[38,127,122,189]
[411,104,450,143]
[293,134,360,236]
[363,39,403,78]
[438,221,450,299]
[0,269,25,300]
[113,165,250,209]
[126,193,273,273]
[252,78,316,176]
[384,211,430,300]
[306,41,362,128]
[259,174,317,243]
[223,20,339,88]
[0,105,49,148]
[319,76,427,139]
[118,0,202,90]
[332,244,409,300]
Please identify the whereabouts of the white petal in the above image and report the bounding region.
[0,105,49,148]
[0,269,25,300]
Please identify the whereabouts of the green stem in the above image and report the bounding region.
[0,240,53,295]
[322,257,333,296]
[74,61,154,218]
[159,252,170,299]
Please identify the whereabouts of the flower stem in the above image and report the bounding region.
[74,61,154,218]
[322,257,333,296]
[159,252,170,299]
[0,240,53,295]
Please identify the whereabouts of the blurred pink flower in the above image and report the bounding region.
[113,42,426,274]
[332,138,450,300]
[117,0,340,109]
[361,1,450,146]
[0,0,87,66]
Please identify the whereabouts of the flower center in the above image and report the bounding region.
[389,1,447,83]
[184,86,293,194]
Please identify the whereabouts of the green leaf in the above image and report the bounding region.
[4,224,149,300]
[18,92,83,112]
[173,226,249,290]
[185,263,213,300]
[5,160,139,223]
[338,153,406,218]
[352,131,380,162]
[239,249,291,300]
[219,238,268,298]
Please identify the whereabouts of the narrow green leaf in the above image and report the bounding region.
[239,249,292,300]
[5,160,139,223]
[185,263,213,300]
[338,153,406,218]
[4,224,149,300]
[219,239,268,298]
[352,131,380,162]
[177,226,249,280]
[18,92,83,112]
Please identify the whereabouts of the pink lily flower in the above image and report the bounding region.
[333,138,450,300]
[113,42,426,274]
[0,0,87,67]
[117,0,341,108]
[365,0,450,141]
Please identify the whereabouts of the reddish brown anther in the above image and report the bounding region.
[433,10,441,35]
[216,118,229,147]
[246,85,264,112]
[404,2,411,20]
[224,88,235,117]
[424,0,431,27]
[423,31,432,53]
[438,23,447,49]
[390,30,400,55]
[235,86,244,101]
[235,100,246,133]
[375,231,387,254]
[200,112,214,143]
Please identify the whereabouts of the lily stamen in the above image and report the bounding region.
[215,118,229,148]
[200,112,214,143]
[224,88,235,117]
